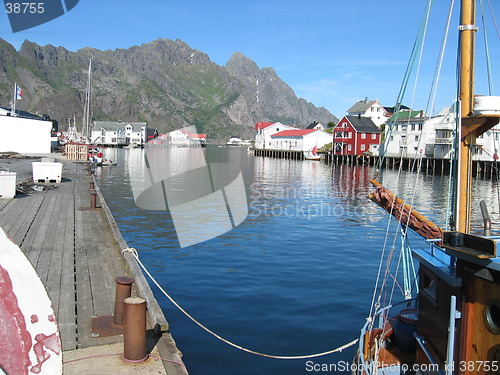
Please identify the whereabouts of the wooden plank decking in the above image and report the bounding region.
[0,158,188,375]
[0,161,132,350]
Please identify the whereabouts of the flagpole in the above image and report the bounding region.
[12,82,16,115]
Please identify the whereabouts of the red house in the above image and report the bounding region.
[333,115,381,155]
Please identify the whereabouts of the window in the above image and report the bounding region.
[422,271,437,303]
[415,135,419,141]
[372,134,376,139]
[361,144,366,151]
[348,144,352,151]
[348,132,352,139]
[335,132,344,138]
[418,124,423,131]
[361,133,366,139]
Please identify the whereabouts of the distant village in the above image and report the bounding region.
[1,97,499,163]
[253,98,500,163]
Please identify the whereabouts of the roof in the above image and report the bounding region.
[93,121,147,132]
[347,98,379,113]
[254,121,275,130]
[306,121,321,129]
[343,116,381,133]
[384,104,410,114]
[388,110,425,122]
[272,129,318,138]
[0,106,50,121]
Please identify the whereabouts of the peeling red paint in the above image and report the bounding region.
[0,265,32,375]
[48,314,55,322]
[31,315,39,324]
[30,333,61,374]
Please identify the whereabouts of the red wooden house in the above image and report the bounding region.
[333,115,381,155]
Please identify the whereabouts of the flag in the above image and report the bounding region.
[15,84,22,100]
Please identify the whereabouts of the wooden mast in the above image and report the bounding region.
[457,0,476,234]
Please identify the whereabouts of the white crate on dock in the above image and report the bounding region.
[0,171,16,199]
[32,162,63,183]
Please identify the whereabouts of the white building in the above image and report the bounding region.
[254,121,295,149]
[347,98,388,128]
[0,114,52,154]
[91,121,147,146]
[382,110,428,158]
[383,105,500,161]
[270,129,332,151]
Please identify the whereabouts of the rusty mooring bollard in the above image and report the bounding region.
[123,297,147,362]
[90,190,97,209]
[113,276,134,326]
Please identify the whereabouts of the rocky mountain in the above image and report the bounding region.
[0,38,337,139]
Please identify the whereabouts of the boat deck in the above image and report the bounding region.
[0,159,187,374]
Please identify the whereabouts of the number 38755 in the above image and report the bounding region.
[5,3,45,14]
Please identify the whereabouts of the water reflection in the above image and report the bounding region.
[96,148,500,375]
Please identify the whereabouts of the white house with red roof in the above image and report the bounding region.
[254,121,296,149]
[270,128,332,152]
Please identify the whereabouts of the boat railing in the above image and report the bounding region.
[357,298,417,374]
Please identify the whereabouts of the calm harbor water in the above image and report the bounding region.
[95,147,499,375]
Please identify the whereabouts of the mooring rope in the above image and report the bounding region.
[122,247,358,360]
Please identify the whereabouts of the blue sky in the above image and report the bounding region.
[1,0,500,119]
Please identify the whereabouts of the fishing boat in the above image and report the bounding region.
[304,146,321,160]
[101,159,117,166]
[354,1,500,374]
[226,136,252,146]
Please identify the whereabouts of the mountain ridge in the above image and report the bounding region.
[0,38,338,138]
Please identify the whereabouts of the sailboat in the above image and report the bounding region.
[354,1,500,374]
[304,145,321,160]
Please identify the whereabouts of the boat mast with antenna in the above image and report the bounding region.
[82,58,92,143]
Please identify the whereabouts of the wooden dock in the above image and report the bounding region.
[0,159,187,374]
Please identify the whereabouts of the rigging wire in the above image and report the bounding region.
[486,0,500,212]
[368,1,437,330]
[375,0,434,174]
[427,0,455,117]
[487,0,500,41]
[369,0,434,322]
[480,0,494,95]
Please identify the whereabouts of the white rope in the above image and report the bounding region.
[122,248,358,360]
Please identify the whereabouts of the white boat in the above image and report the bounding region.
[353,1,500,374]
[226,137,251,146]
[101,159,117,166]
[88,146,103,165]
[0,227,62,374]
[303,146,320,160]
